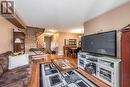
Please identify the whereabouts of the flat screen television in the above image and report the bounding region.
[81,31,116,57]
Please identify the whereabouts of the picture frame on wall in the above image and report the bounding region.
[64,39,77,46]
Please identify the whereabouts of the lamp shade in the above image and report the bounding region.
[15,38,21,43]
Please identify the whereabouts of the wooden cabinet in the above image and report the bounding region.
[64,39,77,56]
[121,30,130,87]
[13,32,25,53]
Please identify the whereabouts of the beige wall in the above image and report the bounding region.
[52,32,80,55]
[0,16,16,53]
[84,2,130,58]
[52,33,59,44]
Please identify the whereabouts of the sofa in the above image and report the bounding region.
[0,52,31,87]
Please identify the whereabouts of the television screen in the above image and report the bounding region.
[81,31,116,57]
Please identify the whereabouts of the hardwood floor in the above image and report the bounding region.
[28,54,110,87]
[28,54,77,87]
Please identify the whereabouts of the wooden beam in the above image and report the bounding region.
[27,26,45,32]
[3,13,26,29]
[0,1,26,29]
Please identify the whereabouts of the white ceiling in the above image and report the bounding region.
[13,0,129,33]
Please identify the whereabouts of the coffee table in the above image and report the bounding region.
[52,59,77,74]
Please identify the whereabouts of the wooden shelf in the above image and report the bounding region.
[13,32,25,53]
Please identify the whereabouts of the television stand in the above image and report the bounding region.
[78,52,121,87]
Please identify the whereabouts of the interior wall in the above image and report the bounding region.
[51,32,59,42]
[84,2,130,58]
[0,16,16,53]
[51,32,80,55]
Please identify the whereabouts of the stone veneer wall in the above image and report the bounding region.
[25,28,44,53]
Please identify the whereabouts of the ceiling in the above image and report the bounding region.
[13,0,129,33]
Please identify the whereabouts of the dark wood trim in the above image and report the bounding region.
[27,26,45,31]
[4,14,26,29]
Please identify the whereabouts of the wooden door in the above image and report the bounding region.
[121,30,130,87]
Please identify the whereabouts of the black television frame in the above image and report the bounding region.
[81,30,117,57]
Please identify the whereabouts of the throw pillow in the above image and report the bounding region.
[8,54,29,70]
